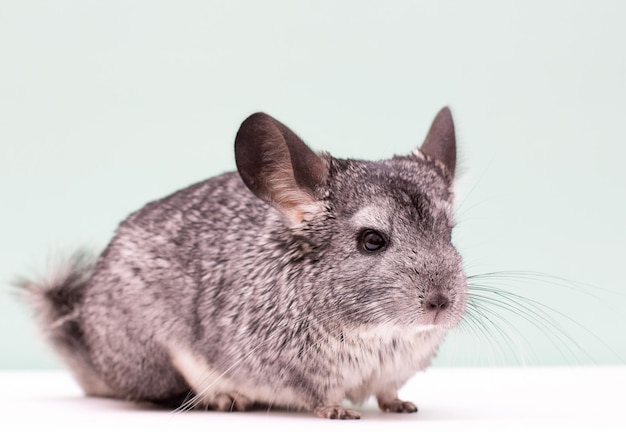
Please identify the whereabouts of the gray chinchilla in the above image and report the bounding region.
[18,107,467,419]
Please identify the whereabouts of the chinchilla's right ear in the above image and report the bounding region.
[235,112,330,226]
[419,106,456,179]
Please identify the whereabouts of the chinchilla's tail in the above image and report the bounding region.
[16,250,115,397]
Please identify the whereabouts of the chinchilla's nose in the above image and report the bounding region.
[424,293,450,312]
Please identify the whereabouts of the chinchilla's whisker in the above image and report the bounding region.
[468,270,622,300]
[470,285,570,334]
[458,311,504,366]
[467,271,624,364]
[454,306,497,365]
[470,283,622,362]
[468,291,576,363]
[390,296,520,366]
[177,389,200,413]
[463,303,516,365]
[468,288,592,364]
[231,391,243,412]
[464,299,532,365]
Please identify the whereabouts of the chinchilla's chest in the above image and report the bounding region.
[327,328,445,402]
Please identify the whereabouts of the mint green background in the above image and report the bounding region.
[1,0,624,369]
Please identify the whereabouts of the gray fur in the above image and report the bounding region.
[18,107,467,419]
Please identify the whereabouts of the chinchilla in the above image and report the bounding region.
[18,107,467,419]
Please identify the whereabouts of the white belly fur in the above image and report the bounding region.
[167,345,302,410]
[167,327,444,409]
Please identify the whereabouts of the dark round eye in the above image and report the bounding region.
[361,230,386,252]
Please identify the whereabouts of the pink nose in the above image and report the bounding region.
[424,293,450,312]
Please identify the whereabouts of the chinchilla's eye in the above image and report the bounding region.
[360,229,387,252]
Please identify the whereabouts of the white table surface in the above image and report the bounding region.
[1,367,624,432]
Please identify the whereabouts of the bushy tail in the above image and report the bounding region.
[16,250,114,396]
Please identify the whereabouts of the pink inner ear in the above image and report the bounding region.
[234,112,328,226]
[274,122,329,197]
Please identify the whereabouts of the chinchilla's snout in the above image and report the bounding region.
[438,284,467,328]
[409,250,468,328]
[420,284,467,328]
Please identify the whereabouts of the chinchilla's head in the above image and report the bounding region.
[235,108,467,334]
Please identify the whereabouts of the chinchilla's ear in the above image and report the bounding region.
[235,112,329,225]
[419,106,456,178]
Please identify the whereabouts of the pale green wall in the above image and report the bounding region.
[1,0,625,368]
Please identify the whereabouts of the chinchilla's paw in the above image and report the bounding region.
[206,393,254,412]
[377,397,418,413]
[315,405,361,420]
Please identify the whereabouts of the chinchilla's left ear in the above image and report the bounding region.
[419,107,456,178]
[234,112,329,225]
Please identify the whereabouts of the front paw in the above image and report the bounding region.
[315,405,361,419]
[378,398,418,413]
[207,393,253,412]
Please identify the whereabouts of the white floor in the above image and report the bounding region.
[2,367,624,432]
